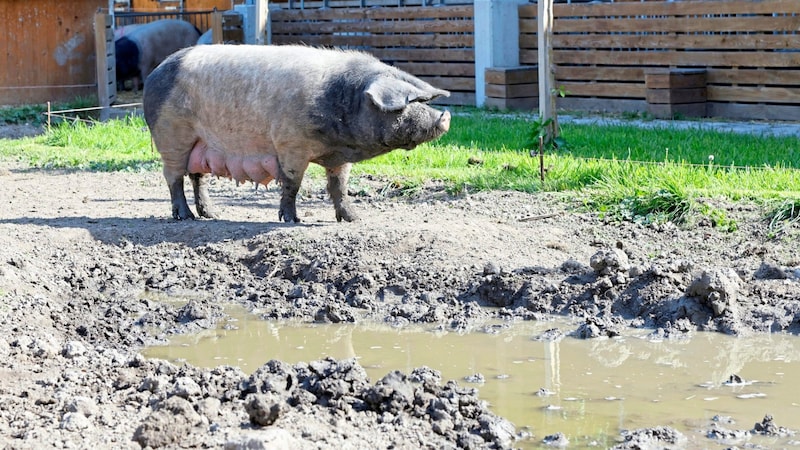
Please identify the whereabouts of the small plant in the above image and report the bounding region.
[697,203,738,232]
[766,198,800,238]
[527,86,569,154]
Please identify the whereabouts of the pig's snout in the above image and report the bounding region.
[438,110,451,133]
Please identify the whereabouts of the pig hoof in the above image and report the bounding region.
[278,209,301,223]
[336,209,359,223]
[197,206,220,219]
[173,206,196,220]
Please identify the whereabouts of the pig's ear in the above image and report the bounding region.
[365,77,450,112]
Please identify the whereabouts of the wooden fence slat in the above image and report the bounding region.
[417,76,475,91]
[272,5,473,21]
[272,33,472,48]
[708,69,800,86]
[365,5,474,19]
[556,67,644,82]
[393,62,475,77]
[273,19,473,34]
[551,0,800,18]
[709,85,800,104]
[550,34,800,52]
[553,49,800,68]
[558,81,647,99]
[554,16,800,34]
[371,48,475,62]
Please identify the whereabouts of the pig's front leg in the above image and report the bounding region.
[190,173,219,219]
[326,163,358,222]
[277,155,310,223]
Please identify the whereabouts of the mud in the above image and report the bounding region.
[1,160,799,448]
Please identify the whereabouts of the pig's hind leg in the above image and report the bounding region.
[164,167,194,220]
[190,173,219,219]
[326,163,358,222]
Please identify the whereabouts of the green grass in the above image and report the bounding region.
[0,115,157,171]
[1,106,799,230]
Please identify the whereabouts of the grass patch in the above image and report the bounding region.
[1,107,798,230]
[0,115,157,171]
[766,198,800,238]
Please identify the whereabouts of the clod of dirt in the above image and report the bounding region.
[245,392,286,426]
[753,414,796,437]
[589,248,630,276]
[686,268,741,316]
[573,316,623,339]
[613,426,687,449]
[542,432,569,447]
[132,396,205,448]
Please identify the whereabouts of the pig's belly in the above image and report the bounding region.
[187,139,279,185]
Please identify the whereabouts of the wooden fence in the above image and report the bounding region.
[271,5,475,106]
[0,0,105,105]
[520,0,800,120]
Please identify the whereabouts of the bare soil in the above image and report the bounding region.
[1,146,799,448]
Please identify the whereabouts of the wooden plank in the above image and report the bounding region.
[486,83,538,99]
[394,62,475,77]
[272,5,472,21]
[645,69,706,90]
[0,0,7,86]
[365,5,473,20]
[553,50,800,68]
[554,16,800,34]
[708,85,800,104]
[275,33,471,48]
[485,66,537,85]
[646,88,707,104]
[433,91,474,106]
[551,33,800,52]
[552,0,800,18]
[558,96,647,113]
[484,96,538,110]
[556,66,643,82]
[370,48,474,63]
[557,81,647,99]
[273,19,473,34]
[707,68,800,86]
[417,76,474,91]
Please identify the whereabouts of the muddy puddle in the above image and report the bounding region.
[143,308,800,448]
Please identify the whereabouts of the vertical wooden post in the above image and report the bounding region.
[254,0,269,45]
[211,11,223,44]
[538,0,556,140]
[94,11,116,121]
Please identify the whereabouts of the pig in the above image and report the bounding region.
[143,44,451,223]
[115,19,200,90]
[196,29,213,45]
[114,24,142,40]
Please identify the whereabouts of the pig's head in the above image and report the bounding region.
[363,74,451,150]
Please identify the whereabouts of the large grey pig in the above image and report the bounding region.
[115,19,200,90]
[143,44,451,223]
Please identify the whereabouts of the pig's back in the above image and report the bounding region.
[152,45,377,135]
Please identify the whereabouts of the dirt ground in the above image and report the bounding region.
[1,123,799,448]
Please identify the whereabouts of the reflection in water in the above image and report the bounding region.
[143,311,800,448]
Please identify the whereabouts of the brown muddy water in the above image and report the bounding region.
[143,309,800,448]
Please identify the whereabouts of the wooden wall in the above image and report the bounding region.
[520,0,800,121]
[0,0,106,105]
[271,5,475,106]
[125,0,234,12]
